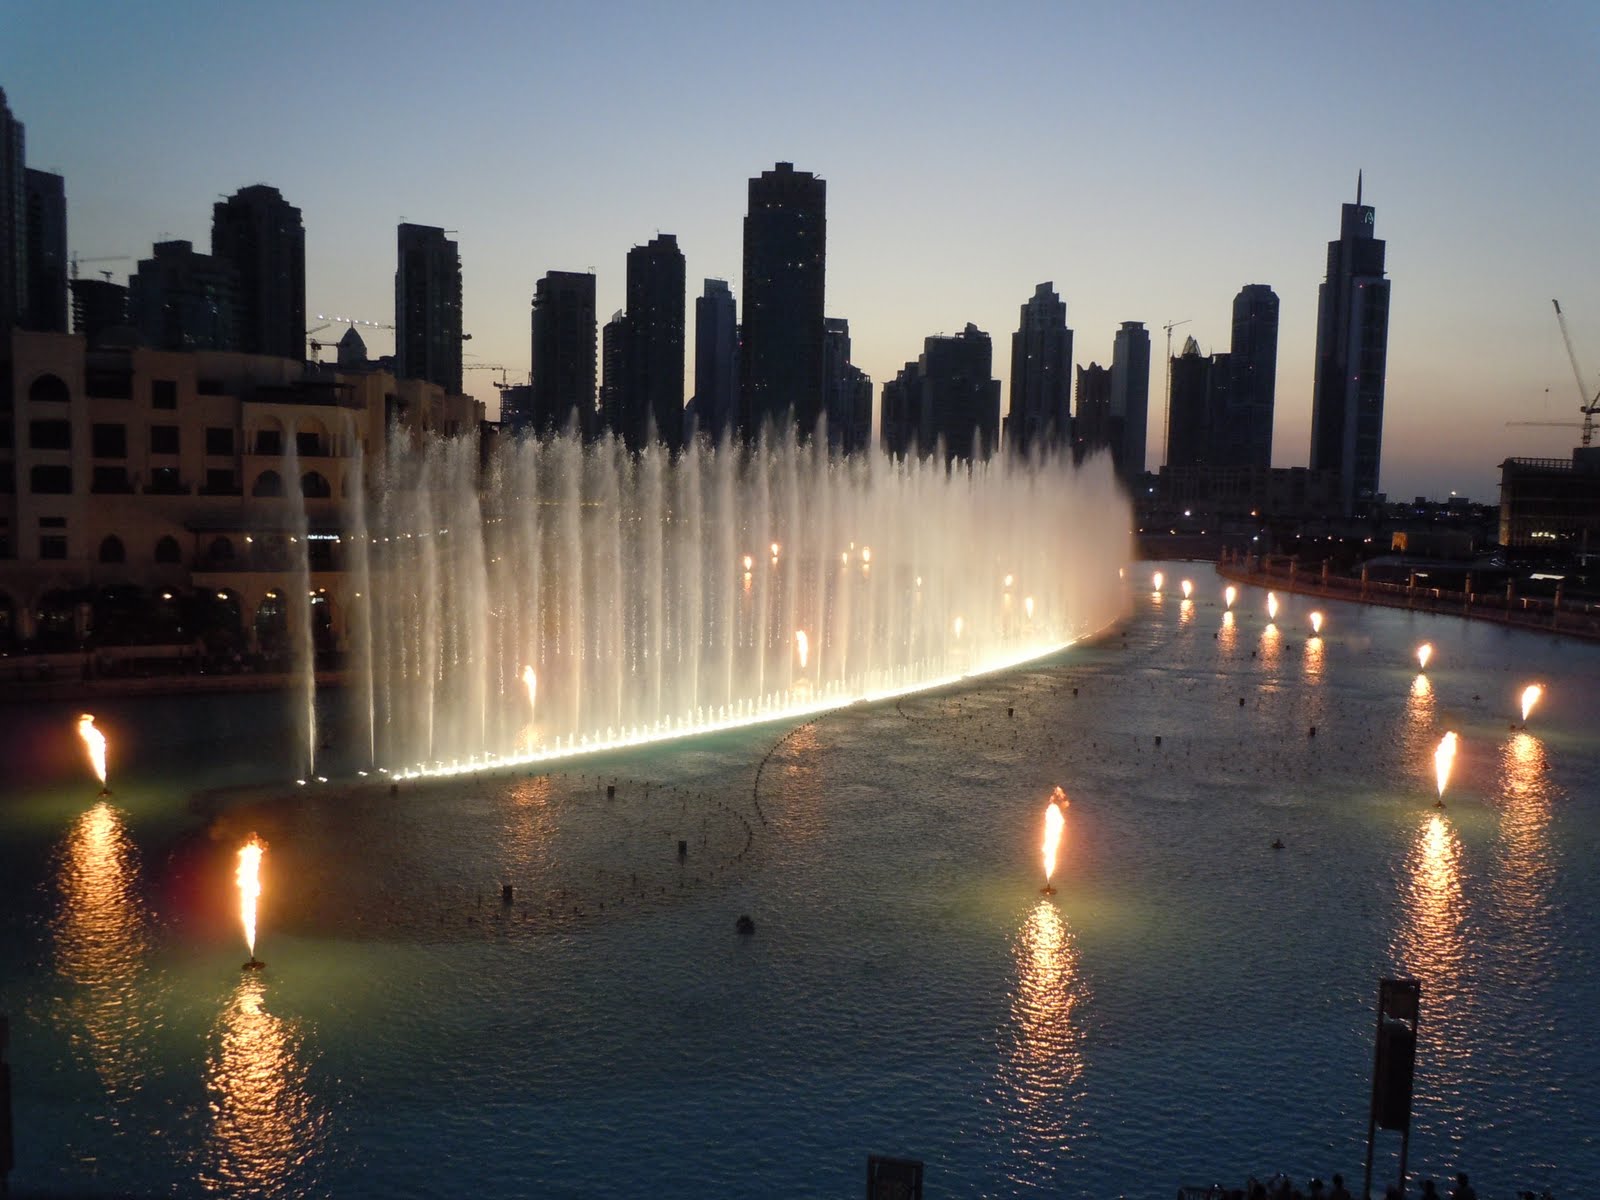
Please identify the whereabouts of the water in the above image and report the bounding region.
[363,433,1127,774]
[2,565,1597,1198]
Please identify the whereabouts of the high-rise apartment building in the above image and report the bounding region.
[128,240,239,352]
[1007,282,1072,456]
[1074,362,1113,461]
[1165,336,1212,469]
[691,279,737,444]
[879,325,999,463]
[395,223,463,395]
[23,169,67,333]
[1110,321,1151,483]
[1227,283,1278,470]
[1309,180,1389,515]
[822,317,872,456]
[1,87,25,333]
[620,234,685,452]
[600,310,627,439]
[529,270,596,437]
[739,162,825,443]
[211,184,305,360]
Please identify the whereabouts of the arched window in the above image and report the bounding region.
[208,535,235,562]
[301,471,331,499]
[154,535,181,564]
[252,470,283,497]
[28,373,70,404]
[98,535,126,564]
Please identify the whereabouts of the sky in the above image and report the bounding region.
[4,0,1598,503]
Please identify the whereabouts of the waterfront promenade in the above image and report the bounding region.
[1217,553,1600,642]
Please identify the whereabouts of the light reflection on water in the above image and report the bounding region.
[1303,636,1325,681]
[1217,610,1236,652]
[1492,733,1555,969]
[1392,810,1471,1102]
[996,899,1089,1167]
[50,800,153,1103]
[198,974,327,1195]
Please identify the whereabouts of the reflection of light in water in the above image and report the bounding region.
[200,975,326,1194]
[1405,674,1435,760]
[1258,621,1280,666]
[1218,610,1236,652]
[1303,636,1324,680]
[1394,813,1466,1007]
[1492,733,1555,966]
[1000,900,1088,1142]
[52,800,152,1099]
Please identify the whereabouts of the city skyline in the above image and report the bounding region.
[3,2,1598,499]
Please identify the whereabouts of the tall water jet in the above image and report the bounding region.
[366,432,1131,776]
[237,836,266,970]
[77,713,109,792]
[283,436,316,778]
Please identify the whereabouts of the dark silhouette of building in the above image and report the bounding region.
[1074,362,1113,460]
[1310,177,1390,515]
[600,310,627,439]
[691,278,737,444]
[878,324,999,463]
[70,277,128,345]
[1228,283,1278,469]
[395,223,463,395]
[823,317,872,455]
[1111,321,1151,482]
[1,87,25,333]
[619,234,685,452]
[1007,282,1072,456]
[739,162,825,443]
[211,184,305,360]
[1165,336,1212,469]
[529,270,596,437]
[1498,448,1600,561]
[24,169,66,332]
[335,324,369,369]
[129,240,239,351]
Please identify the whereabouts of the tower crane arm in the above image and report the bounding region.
[1552,299,1599,447]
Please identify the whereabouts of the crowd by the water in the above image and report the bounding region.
[1181,1169,1555,1200]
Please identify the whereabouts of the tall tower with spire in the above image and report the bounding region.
[1309,175,1390,515]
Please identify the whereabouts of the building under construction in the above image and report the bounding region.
[1498,447,1600,564]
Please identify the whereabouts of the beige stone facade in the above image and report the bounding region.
[1,329,483,658]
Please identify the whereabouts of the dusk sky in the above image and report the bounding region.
[5,1,1597,502]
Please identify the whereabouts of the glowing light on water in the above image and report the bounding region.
[1152,571,1164,592]
[1266,592,1279,621]
[1024,596,1035,620]
[237,837,265,960]
[953,616,965,639]
[1417,643,1433,671]
[521,666,537,717]
[1042,787,1069,889]
[1521,684,1543,723]
[1224,585,1237,609]
[77,713,108,787]
[1309,611,1323,635]
[1434,731,1458,798]
[1181,579,1193,599]
[794,630,809,670]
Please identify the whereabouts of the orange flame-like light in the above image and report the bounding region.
[237,836,265,959]
[1224,585,1237,609]
[794,629,809,670]
[1266,592,1279,621]
[1042,786,1069,888]
[1521,684,1542,723]
[1024,595,1035,620]
[1310,611,1324,635]
[1434,731,1458,798]
[1417,643,1433,671]
[1181,579,1193,599]
[1152,571,1164,593]
[77,713,108,787]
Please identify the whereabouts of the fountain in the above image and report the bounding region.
[361,432,1130,775]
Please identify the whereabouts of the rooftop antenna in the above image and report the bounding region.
[1357,169,1363,206]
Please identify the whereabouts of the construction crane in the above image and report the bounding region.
[1552,299,1600,446]
[308,313,394,361]
[463,364,512,388]
[69,253,130,280]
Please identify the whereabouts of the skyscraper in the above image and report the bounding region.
[879,325,999,463]
[1309,179,1390,515]
[600,310,627,439]
[620,233,685,452]
[1073,362,1113,460]
[1110,321,1151,483]
[395,223,463,395]
[530,270,596,436]
[128,240,239,351]
[1,87,25,333]
[822,317,872,455]
[691,279,737,444]
[211,184,305,360]
[23,168,66,333]
[1228,283,1278,470]
[1007,282,1073,457]
[739,162,826,443]
[1165,336,1212,469]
